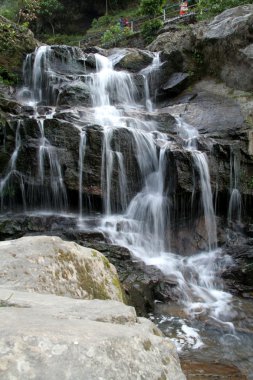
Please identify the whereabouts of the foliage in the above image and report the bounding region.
[18,0,40,22]
[101,22,133,46]
[0,66,18,85]
[44,33,83,46]
[91,15,112,30]
[196,0,253,19]
[139,0,166,16]
[140,18,162,43]
[37,0,63,20]
[0,0,19,21]
[36,0,63,34]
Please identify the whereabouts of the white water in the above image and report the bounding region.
[35,119,68,210]
[78,129,86,219]
[83,52,233,323]
[0,120,26,211]
[228,150,241,223]
[176,118,217,250]
[140,52,162,112]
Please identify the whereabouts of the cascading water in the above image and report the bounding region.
[84,51,233,324]
[78,129,86,219]
[3,45,252,376]
[140,52,162,112]
[228,149,241,223]
[0,120,26,211]
[176,118,217,250]
[37,118,68,211]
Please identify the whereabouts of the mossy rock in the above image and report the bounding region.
[0,16,38,78]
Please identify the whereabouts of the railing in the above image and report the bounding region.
[77,3,198,48]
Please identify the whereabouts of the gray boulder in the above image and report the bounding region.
[114,48,153,72]
[198,5,253,90]
[0,235,125,302]
[0,288,186,380]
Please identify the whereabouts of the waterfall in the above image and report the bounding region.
[0,120,26,212]
[19,45,86,106]
[82,51,232,322]
[78,130,86,219]
[228,149,241,223]
[1,45,235,325]
[177,118,217,250]
[36,119,68,211]
[140,52,162,112]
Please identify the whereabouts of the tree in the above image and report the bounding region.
[37,0,64,34]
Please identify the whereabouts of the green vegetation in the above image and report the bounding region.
[139,0,166,17]
[141,19,162,43]
[43,33,83,45]
[101,23,133,47]
[139,0,165,43]
[0,0,252,52]
[196,0,253,19]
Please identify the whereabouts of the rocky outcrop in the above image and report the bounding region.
[114,48,153,72]
[0,288,186,380]
[0,16,38,76]
[0,235,125,302]
[149,5,253,92]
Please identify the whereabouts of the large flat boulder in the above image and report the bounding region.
[0,235,125,302]
[0,288,186,380]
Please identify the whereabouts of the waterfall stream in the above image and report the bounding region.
[1,45,252,377]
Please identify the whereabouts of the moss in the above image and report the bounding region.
[57,248,111,300]
[157,371,167,380]
[101,254,111,269]
[112,275,127,303]
[91,249,98,257]
[57,248,126,301]
[143,339,152,351]
[162,356,171,365]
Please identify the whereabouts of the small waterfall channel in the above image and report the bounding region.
[1,45,252,377]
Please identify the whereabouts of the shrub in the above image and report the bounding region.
[101,23,132,47]
[196,0,252,19]
[91,15,113,30]
[141,18,162,44]
[139,0,166,17]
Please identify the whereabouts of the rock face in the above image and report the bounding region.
[149,4,253,92]
[0,235,125,302]
[0,288,186,380]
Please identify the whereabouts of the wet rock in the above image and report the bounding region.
[161,72,189,96]
[57,80,91,106]
[181,360,247,380]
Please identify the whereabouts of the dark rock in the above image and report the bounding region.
[161,72,189,96]
[57,80,91,106]
[114,49,153,72]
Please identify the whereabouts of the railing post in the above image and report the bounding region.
[163,8,166,21]
[131,20,134,32]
